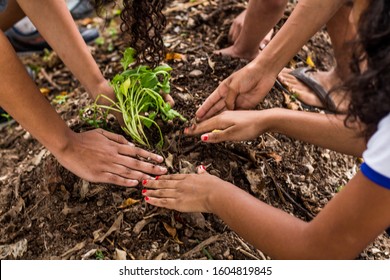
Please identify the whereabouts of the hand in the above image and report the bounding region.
[54,129,168,187]
[195,63,275,121]
[186,110,272,143]
[141,166,231,213]
[229,10,246,43]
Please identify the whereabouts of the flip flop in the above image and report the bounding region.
[288,67,337,112]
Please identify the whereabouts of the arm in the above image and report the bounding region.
[196,0,348,121]
[16,0,112,101]
[142,169,390,259]
[186,108,366,157]
[0,32,166,186]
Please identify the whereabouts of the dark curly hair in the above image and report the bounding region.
[92,0,167,67]
[345,0,390,139]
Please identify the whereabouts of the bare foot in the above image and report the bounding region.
[214,9,274,60]
[278,68,349,113]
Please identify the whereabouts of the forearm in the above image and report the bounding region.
[264,108,365,157]
[16,0,110,99]
[210,182,308,259]
[0,32,71,154]
[252,0,346,75]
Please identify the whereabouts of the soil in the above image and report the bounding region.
[1,0,389,260]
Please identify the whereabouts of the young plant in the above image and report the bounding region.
[94,48,186,148]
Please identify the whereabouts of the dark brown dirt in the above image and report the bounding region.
[0,0,389,260]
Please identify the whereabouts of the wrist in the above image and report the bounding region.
[86,79,115,103]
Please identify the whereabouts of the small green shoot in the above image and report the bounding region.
[89,47,186,148]
[53,93,68,105]
[95,250,104,260]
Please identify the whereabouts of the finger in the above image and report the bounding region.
[199,99,227,121]
[197,165,208,174]
[144,196,176,210]
[163,93,175,108]
[118,144,164,163]
[142,188,177,199]
[100,172,140,187]
[116,155,167,175]
[108,163,154,181]
[184,114,229,136]
[195,84,227,120]
[200,125,235,143]
[97,129,129,144]
[141,175,188,189]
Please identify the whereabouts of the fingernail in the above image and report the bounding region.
[156,155,164,162]
[159,167,167,172]
[200,165,206,171]
[145,197,150,201]
[142,179,148,185]
[184,128,189,134]
[142,189,147,194]
[129,179,138,185]
[128,142,135,147]
[155,176,160,180]
[191,124,196,129]
[260,43,266,50]
[201,134,209,141]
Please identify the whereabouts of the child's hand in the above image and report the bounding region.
[185,110,273,143]
[141,166,230,213]
[54,129,167,187]
[195,64,275,121]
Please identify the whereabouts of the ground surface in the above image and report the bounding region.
[0,0,389,260]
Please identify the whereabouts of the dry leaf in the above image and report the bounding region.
[133,218,153,235]
[207,54,215,73]
[95,213,123,243]
[114,248,127,260]
[163,222,183,244]
[163,222,177,238]
[267,152,283,163]
[165,52,186,61]
[118,198,140,209]
[0,239,28,259]
[165,153,174,169]
[60,241,86,260]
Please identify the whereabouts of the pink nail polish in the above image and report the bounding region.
[201,135,209,141]
[142,189,147,194]
[142,180,148,185]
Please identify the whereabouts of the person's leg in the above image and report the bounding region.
[278,4,355,112]
[3,0,97,53]
[215,0,288,60]
[0,0,25,31]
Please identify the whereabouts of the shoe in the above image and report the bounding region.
[67,0,94,20]
[6,26,99,53]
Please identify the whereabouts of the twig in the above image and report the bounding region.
[181,235,220,258]
[236,248,259,260]
[40,68,61,91]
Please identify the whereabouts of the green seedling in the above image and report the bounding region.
[95,250,104,260]
[53,93,68,105]
[92,47,186,148]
